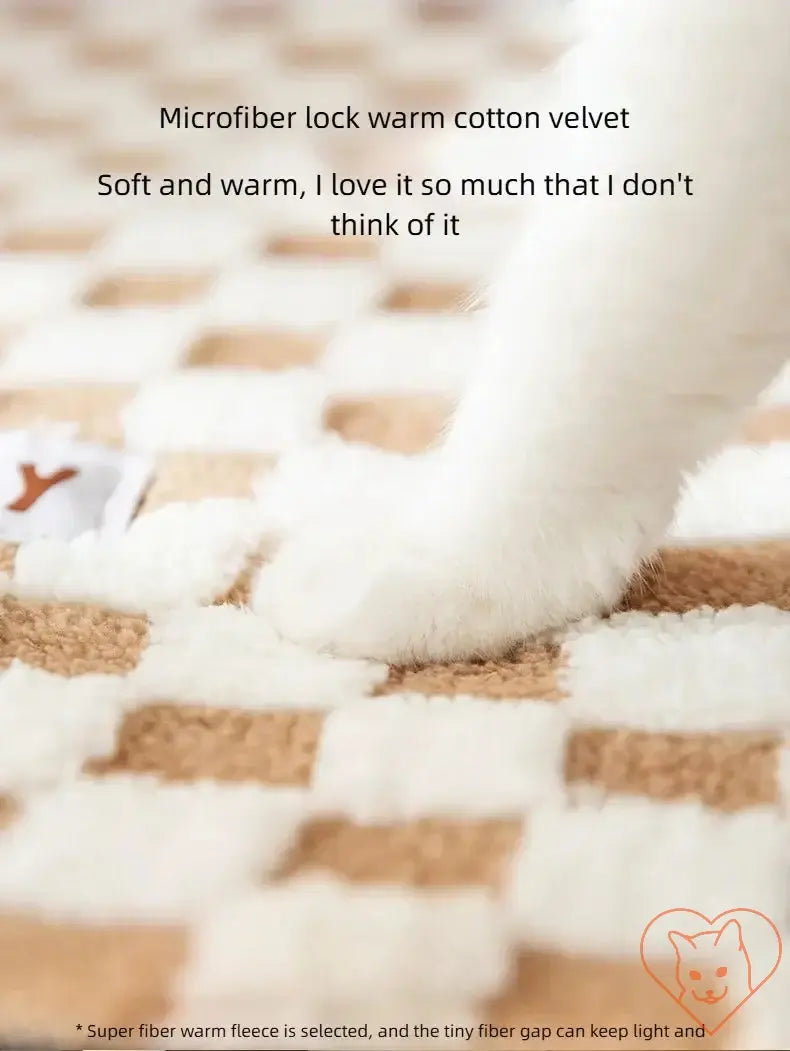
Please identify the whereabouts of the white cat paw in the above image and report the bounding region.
[254,516,526,663]
[253,444,636,662]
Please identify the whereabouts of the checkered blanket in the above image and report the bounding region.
[1,2,789,1049]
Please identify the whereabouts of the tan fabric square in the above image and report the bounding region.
[0,596,148,676]
[0,184,17,212]
[565,728,780,812]
[622,542,790,614]
[0,542,17,575]
[0,912,186,1045]
[11,0,79,27]
[0,794,18,830]
[84,271,214,308]
[154,76,241,105]
[415,0,485,23]
[0,384,133,446]
[280,40,372,70]
[138,452,272,513]
[503,37,566,71]
[8,112,89,138]
[265,232,377,260]
[378,77,464,109]
[1,225,105,253]
[211,0,283,26]
[0,78,17,103]
[381,281,472,312]
[277,817,523,888]
[85,705,325,786]
[321,134,404,179]
[81,147,172,173]
[187,328,324,369]
[741,405,790,444]
[483,951,725,1050]
[75,38,156,69]
[324,394,451,453]
[378,641,564,700]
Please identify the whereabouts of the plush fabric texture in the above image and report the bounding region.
[1,2,790,1050]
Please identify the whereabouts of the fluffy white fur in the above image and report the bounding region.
[12,499,261,610]
[176,880,509,1008]
[260,0,790,662]
[505,797,786,955]
[0,777,307,922]
[561,606,790,732]
[311,694,567,821]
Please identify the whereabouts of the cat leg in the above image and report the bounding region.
[259,0,790,661]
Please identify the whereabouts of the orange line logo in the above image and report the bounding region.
[5,463,78,513]
[641,909,782,1036]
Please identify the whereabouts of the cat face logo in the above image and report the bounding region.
[669,919,750,1007]
[641,909,782,1035]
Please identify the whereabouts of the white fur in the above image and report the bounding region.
[122,367,326,453]
[261,0,790,662]
[760,361,790,405]
[311,693,566,821]
[176,880,509,1010]
[130,605,387,710]
[562,606,790,733]
[0,777,307,922]
[0,663,134,795]
[0,307,200,383]
[97,207,255,269]
[670,444,790,541]
[205,261,383,330]
[0,260,87,326]
[504,797,786,955]
[320,314,478,396]
[11,499,261,611]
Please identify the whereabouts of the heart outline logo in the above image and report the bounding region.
[640,908,782,1035]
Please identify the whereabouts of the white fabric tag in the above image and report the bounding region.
[0,429,153,543]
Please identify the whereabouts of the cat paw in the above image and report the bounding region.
[254,516,526,663]
[253,445,636,662]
